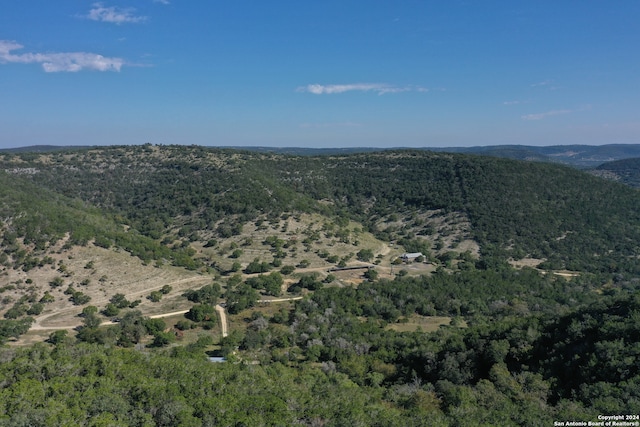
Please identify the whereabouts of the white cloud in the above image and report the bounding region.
[530,79,560,91]
[298,83,428,95]
[521,109,572,120]
[86,3,147,24]
[0,40,124,72]
[153,0,170,4]
[530,80,553,87]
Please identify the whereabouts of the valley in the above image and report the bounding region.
[1,144,639,425]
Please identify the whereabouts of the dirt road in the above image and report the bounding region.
[215,305,228,337]
[257,296,303,303]
[30,276,210,330]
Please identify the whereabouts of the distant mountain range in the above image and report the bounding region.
[434,144,640,168]
[5,143,640,168]
[250,144,640,168]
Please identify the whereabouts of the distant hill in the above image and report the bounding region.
[430,144,640,168]
[5,143,640,167]
[591,157,640,188]
[0,145,93,153]
[222,144,640,168]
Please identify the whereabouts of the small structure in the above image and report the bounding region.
[401,252,424,262]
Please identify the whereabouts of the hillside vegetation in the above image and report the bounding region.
[4,145,640,273]
[1,144,640,425]
[592,157,640,188]
[434,143,640,167]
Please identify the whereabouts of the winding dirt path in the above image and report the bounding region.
[29,273,301,338]
[30,276,210,331]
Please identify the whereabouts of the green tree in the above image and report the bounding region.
[39,292,55,303]
[182,283,220,305]
[47,330,68,345]
[82,310,101,329]
[144,318,166,335]
[102,303,120,317]
[245,258,271,274]
[110,293,130,309]
[280,265,295,275]
[0,318,33,344]
[151,331,175,347]
[186,304,216,322]
[26,302,44,315]
[71,291,91,305]
[50,276,64,288]
[357,249,374,262]
[148,291,163,302]
[117,310,146,346]
[225,284,259,314]
[81,305,98,317]
[363,268,378,282]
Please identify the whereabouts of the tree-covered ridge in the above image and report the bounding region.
[4,145,640,275]
[2,145,320,241]
[431,143,640,167]
[0,171,199,269]
[269,151,640,273]
[593,157,640,188]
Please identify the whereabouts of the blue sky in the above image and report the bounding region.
[1,1,639,148]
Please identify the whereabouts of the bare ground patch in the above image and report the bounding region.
[386,315,460,333]
[1,243,209,333]
[509,257,545,268]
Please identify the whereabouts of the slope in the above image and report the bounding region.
[592,157,640,188]
[4,146,640,275]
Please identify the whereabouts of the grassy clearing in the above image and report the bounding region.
[227,299,298,334]
[1,243,208,332]
[386,315,455,333]
[197,213,401,274]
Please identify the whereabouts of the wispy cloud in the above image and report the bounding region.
[521,109,572,120]
[153,0,170,4]
[85,3,147,24]
[530,79,560,91]
[0,40,124,72]
[530,79,553,88]
[503,100,525,105]
[297,83,429,95]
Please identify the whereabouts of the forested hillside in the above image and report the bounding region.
[4,145,640,274]
[592,157,640,188]
[434,144,640,167]
[1,144,640,425]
